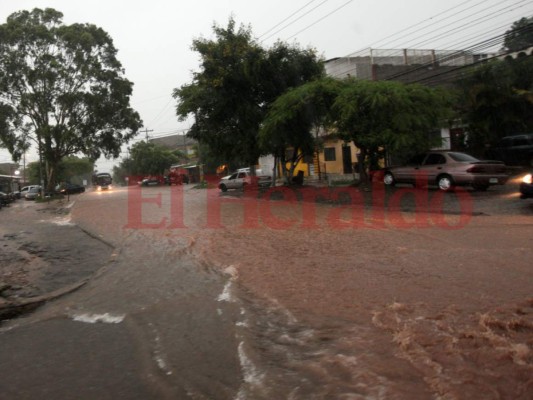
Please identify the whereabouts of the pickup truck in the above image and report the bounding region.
[218,170,272,192]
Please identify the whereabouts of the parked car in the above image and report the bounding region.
[486,133,533,167]
[57,183,86,195]
[24,187,42,200]
[218,170,272,192]
[139,176,165,186]
[382,151,509,191]
[0,192,14,206]
[519,172,533,199]
[19,185,40,198]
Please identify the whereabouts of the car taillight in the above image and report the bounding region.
[466,166,482,173]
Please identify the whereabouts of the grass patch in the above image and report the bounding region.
[35,193,64,203]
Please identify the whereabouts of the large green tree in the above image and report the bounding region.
[259,77,342,183]
[0,8,142,191]
[332,79,453,180]
[173,19,324,173]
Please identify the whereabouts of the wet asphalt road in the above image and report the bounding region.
[0,190,244,399]
[0,178,531,399]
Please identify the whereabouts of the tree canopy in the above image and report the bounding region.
[25,156,93,185]
[333,79,453,177]
[0,8,142,190]
[259,77,343,182]
[113,141,184,179]
[173,18,324,171]
[261,77,453,181]
[503,17,533,52]
[458,56,533,154]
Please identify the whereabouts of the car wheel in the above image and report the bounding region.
[219,184,227,192]
[472,183,489,191]
[383,172,395,186]
[437,174,454,191]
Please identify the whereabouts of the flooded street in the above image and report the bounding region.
[186,183,533,399]
[1,182,532,399]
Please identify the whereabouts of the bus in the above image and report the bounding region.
[92,172,112,191]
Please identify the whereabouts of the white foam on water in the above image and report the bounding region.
[217,281,235,302]
[39,216,75,226]
[224,265,239,280]
[71,313,125,324]
[235,341,266,400]
[52,216,75,226]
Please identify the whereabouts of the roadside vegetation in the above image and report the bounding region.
[0,9,531,189]
[111,141,187,185]
[0,8,141,192]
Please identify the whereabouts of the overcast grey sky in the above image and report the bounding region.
[1,0,531,173]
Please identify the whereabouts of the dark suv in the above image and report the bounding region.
[487,134,533,167]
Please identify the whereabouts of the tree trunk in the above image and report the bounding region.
[280,155,289,185]
[46,162,56,193]
[357,147,369,183]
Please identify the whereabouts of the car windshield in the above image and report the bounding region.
[447,152,479,162]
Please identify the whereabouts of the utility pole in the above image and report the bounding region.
[141,128,154,141]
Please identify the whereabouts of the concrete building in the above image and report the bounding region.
[325,48,494,86]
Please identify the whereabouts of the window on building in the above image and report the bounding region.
[324,147,336,162]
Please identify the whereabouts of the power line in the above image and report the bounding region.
[260,0,332,43]
[328,0,530,79]
[147,97,174,128]
[397,0,529,51]
[258,0,319,39]
[377,21,533,85]
[285,0,355,41]
[343,0,524,59]
[366,0,483,50]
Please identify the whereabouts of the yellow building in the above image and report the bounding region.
[315,136,359,177]
[286,136,360,180]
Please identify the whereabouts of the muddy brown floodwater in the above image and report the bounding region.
[191,189,532,399]
[70,182,533,400]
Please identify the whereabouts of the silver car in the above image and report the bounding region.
[218,171,272,192]
[383,151,509,191]
[24,186,42,200]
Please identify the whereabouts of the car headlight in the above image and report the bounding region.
[523,174,533,185]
